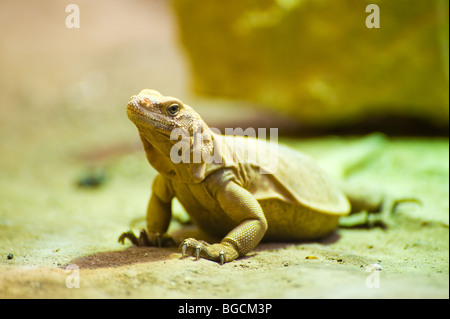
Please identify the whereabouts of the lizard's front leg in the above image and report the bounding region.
[181,181,268,264]
[119,175,175,247]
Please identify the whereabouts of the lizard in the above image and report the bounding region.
[118,89,387,264]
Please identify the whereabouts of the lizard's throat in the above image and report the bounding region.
[138,127,173,156]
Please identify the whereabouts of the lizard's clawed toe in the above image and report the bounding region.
[180,238,212,261]
[219,251,225,265]
[118,230,139,246]
[118,229,175,247]
[179,238,234,265]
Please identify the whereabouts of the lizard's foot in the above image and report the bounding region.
[180,238,239,265]
[340,197,422,229]
[369,197,423,228]
[118,229,175,247]
[383,198,422,216]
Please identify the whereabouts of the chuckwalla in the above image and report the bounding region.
[119,89,383,264]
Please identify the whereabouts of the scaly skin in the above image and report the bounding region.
[119,90,363,264]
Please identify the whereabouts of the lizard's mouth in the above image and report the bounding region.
[127,99,178,132]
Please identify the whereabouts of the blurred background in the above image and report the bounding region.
[0,0,448,142]
[174,0,449,134]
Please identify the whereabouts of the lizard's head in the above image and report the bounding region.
[127,89,202,136]
[126,89,222,183]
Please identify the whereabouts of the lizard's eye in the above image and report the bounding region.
[167,103,180,116]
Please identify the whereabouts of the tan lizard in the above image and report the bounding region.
[118,89,385,264]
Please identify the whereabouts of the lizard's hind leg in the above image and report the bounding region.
[339,183,421,228]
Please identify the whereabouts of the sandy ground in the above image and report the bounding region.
[0,0,448,299]
[0,132,448,299]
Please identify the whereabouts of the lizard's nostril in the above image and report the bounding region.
[142,97,151,107]
[128,95,153,109]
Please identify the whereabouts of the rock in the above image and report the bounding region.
[173,0,449,128]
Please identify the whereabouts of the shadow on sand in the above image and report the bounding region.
[67,246,179,269]
[66,230,341,269]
